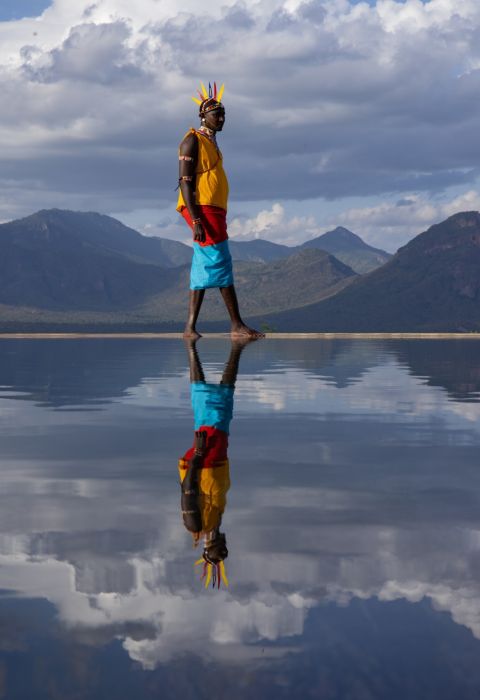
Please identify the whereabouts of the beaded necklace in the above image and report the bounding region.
[198,125,218,148]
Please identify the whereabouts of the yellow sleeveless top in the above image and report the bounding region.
[176,128,229,213]
[178,459,230,533]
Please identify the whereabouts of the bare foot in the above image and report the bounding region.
[183,328,202,339]
[230,323,265,339]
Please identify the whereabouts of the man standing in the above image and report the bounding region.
[177,82,263,339]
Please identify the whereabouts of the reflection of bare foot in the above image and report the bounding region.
[183,327,202,339]
[231,336,254,348]
[231,323,265,339]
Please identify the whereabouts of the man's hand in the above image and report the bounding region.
[194,430,207,456]
[193,222,206,243]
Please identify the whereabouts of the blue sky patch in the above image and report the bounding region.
[0,0,51,22]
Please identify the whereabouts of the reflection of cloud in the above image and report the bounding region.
[2,503,480,670]
[327,579,480,643]
[232,362,480,438]
[448,401,480,423]
[123,583,310,669]
[0,552,309,669]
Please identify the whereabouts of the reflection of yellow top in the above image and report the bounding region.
[178,459,230,533]
[176,129,229,213]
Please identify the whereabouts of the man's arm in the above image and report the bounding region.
[179,132,205,243]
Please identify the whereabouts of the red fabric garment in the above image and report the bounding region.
[182,205,228,247]
[181,426,229,468]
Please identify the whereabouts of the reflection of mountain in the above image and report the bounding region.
[0,338,186,407]
[390,339,480,402]
[251,338,480,404]
[238,338,388,388]
[3,337,480,411]
[0,338,389,409]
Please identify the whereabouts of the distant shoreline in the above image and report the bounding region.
[1,333,480,340]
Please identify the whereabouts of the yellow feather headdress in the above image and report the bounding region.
[195,557,229,589]
[192,81,225,108]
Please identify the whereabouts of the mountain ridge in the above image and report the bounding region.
[0,208,477,333]
[3,209,193,268]
[246,212,480,332]
[229,225,391,273]
[299,226,392,273]
[0,209,359,327]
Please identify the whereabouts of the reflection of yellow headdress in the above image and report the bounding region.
[192,81,225,108]
[195,558,229,589]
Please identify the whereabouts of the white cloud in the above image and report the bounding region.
[223,188,480,251]
[136,217,193,245]
[335,189,480,250]
[229,202,324,245]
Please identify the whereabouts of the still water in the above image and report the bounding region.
[0,337,480,699]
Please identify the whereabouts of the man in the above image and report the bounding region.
[177,82,264,339]
[179,338,251,589]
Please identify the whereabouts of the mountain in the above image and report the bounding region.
[228,239,293,262]
[3,208,478,334]
[0,209,192,269]
[197,248,356,318]
[249,212,480,332]
[299,226,392,274]
[0,210,357,330]
[0,209,182,311]
[228,227,391,273]
[121,248,357,323]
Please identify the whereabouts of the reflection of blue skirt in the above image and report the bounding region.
[190,240,234,290]
[191,382,234,433]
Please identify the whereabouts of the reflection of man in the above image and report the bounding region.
[178,339,249,588]
[177,81,263,340]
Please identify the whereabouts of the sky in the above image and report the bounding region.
[0,0,479,251]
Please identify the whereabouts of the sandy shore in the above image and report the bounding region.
[0,333,480,340]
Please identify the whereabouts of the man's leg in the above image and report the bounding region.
[219,285,264,338]
[184,289,205,339]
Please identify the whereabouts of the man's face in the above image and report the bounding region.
[204,107,225,132]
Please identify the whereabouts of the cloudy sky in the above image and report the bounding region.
[0,0,479,251]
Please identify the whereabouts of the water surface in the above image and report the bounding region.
[0,338,480,699]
